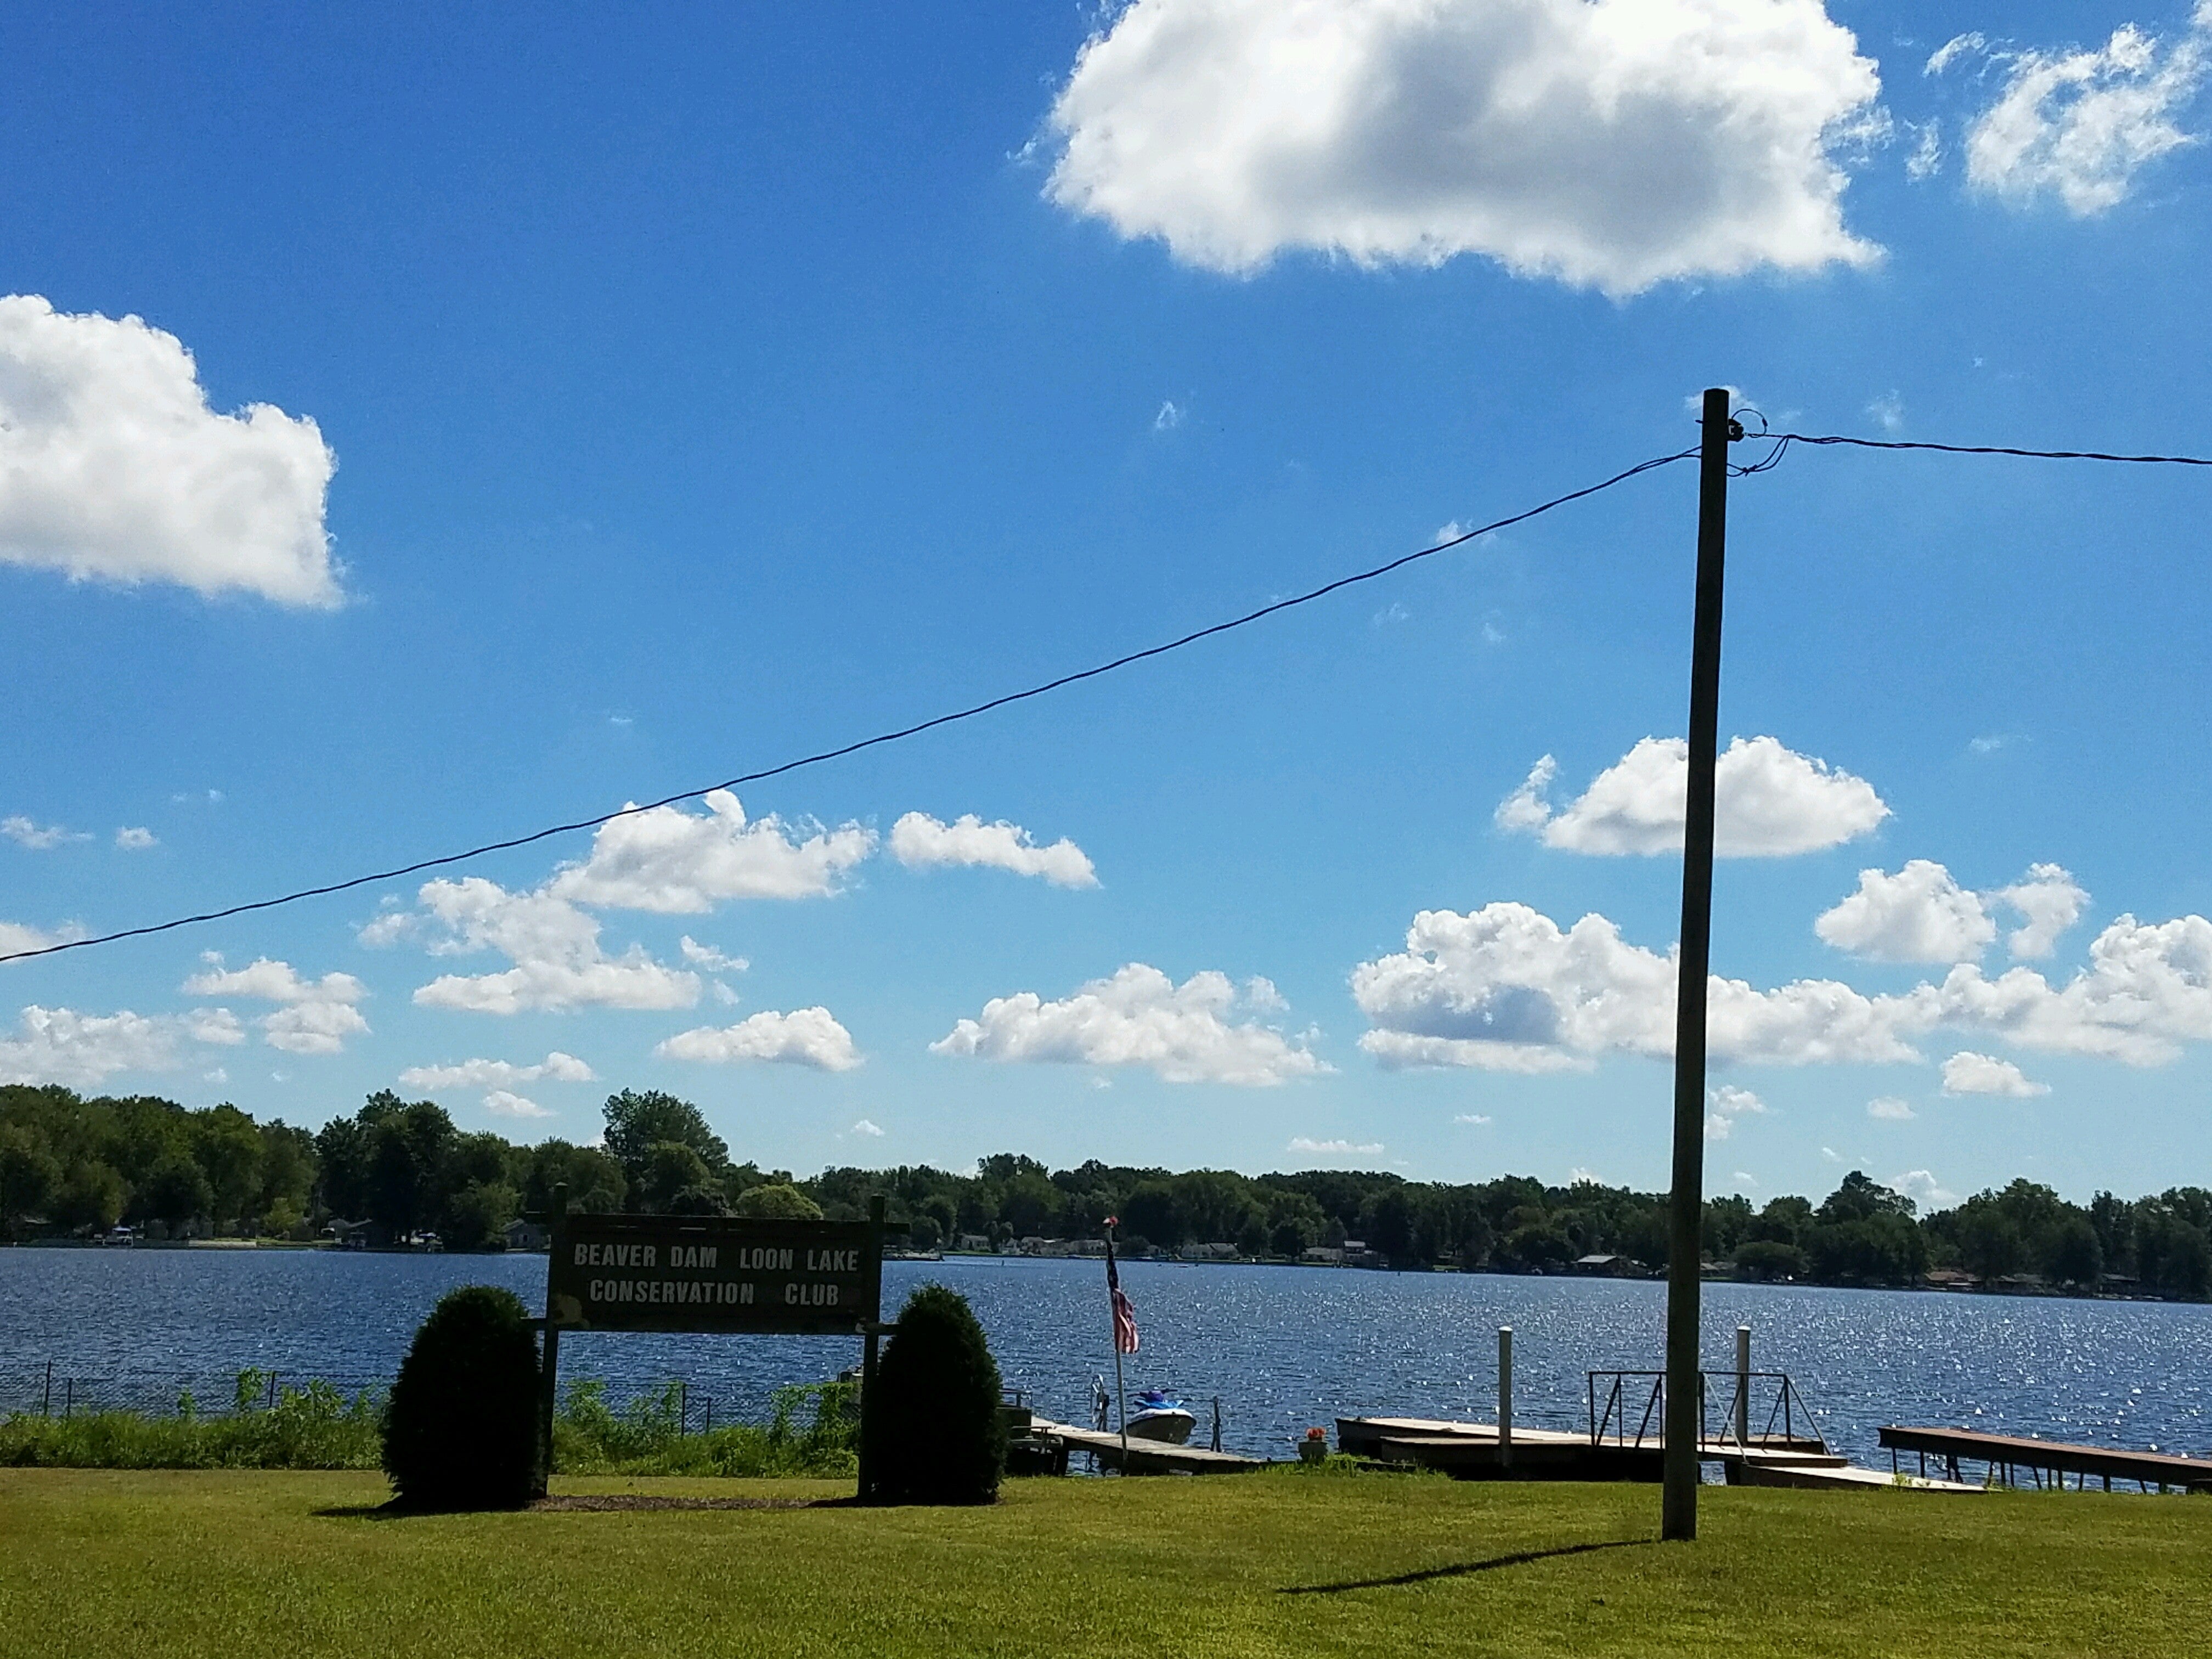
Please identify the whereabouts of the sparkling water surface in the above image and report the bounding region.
[4,1248,2208,1464]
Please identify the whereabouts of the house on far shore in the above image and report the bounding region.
[1301,1245,1345,1265]
[954,1233,995,1254]
[1182,1242,1239,1261]
[504,1217,549,1252]
[1573,1253,1632,1277]
[1925,1268,1979,1290]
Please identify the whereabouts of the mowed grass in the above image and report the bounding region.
[3,1468,2209,1659]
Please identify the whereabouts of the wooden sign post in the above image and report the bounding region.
[537,1193,887,1498]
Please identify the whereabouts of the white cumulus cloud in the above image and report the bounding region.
[1817,861,2086,964]
[550,791,873,913]
[679,936,749,973]
[375,877,699,1015]
[1288,1137,1384,1157]
[1892,1169,1957,1210]
[483,1089,553,1119]
[1994,864,2089,959]
[397,1051,596,1092]
[0,1004,239,1088]
[933,963,1328,1085]
[1866,1096,1916,1120]
[1353,902,1929,1073]
[1956,9,2212,214]
[1816,860,1996,962]
[1939,1049,2050,1097]
[1045,0,1884,297]
[181,956,370,1056]
[0,296,339,606]
[1498,736,1888,857]
[657,1007,864,1072]
[0,919,83,960]
[1705,1083,1768,1141]
[114,827,157,851]
[889,812,1098,888]
[850,1118,885,1137]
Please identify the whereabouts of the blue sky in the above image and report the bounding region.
[5,0,2212,1206]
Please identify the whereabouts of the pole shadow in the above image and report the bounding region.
[1278,1538,1652,1595]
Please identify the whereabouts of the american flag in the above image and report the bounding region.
[1105,1220,1140,1355]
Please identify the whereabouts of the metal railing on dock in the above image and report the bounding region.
[1586,1369,1830,1455]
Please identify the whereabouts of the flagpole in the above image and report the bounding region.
[1105,1218,1130,1467]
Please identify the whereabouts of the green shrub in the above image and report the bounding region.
[867,1283,1004,1505]
[0,1376,381,1470]
[381,1284,541,1510]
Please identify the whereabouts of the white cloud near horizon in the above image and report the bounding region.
[370,877,699,1015]
[483,1088,553,1119]
[1892,1169,1958,1210]
[889,812,1098,888]
[397,1051,596,1092]
[1353,899,2212,1073]
[0,1003,242,1088]
[1816,861,2088,963]
[1940,1049,2051,1097]
[933,963,1328,1086]
[1946,7,2212,215]
[181,956,369,1056]
[0,296,340,607]
[1497,737,1887,857]
[1288,1136,1384,1157]
[550,791,873,913]
[1045,0,1884,297]
[657,1007,864,1072]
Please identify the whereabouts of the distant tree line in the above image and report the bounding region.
[3,1082,2207,1299]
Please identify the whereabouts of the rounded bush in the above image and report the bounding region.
[868,1283,1005,1505]
[382,1284,541,1509]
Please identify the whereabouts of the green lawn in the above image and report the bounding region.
[3,1468,2208,1658]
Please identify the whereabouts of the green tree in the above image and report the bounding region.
[52,1159,125,1232]
[138,1157,214,1232]
[442,1182,520,1251]
[639,1142,715,1211]
[602,1090,727,1199]
[732,1182,824,1220]
[190,1104,265,1231]
[867,1284,1005,1505]
[382,1284,542,1509]
[0,1125,62,1237]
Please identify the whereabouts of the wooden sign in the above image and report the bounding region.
[545,1214,881,1336]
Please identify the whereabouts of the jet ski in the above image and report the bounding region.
[1125,1389,1198,1444]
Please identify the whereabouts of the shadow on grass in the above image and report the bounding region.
[1279,1538,1652,1595]
[315,1494,854,1520]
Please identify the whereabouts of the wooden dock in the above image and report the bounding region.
[1879,1425,2212,1493]
[1338,1415,1973,1491]
[1025,1417,1272,1475]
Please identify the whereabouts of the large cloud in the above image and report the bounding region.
[371,877,699,1014]
[0,1003,241,1088]
[1816,861,2087,964]
[0,296,339,606]
[1939,1050,2049,1098]
[889,812,1098,888]
[1944,8,2212,215]
[182,956,369,1056]
[1353,902,1928,1072]
[1815,861,1996,963]
[1045,0,1883,296]
[657,1008,864,1073]
[1498,736,1887,857]
[1355,898,2212,1073]
[933,963,1328,1085]
[550,791,874,912]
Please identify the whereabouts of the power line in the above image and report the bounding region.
[1743,430,2212,472]
[0,446,1699,967]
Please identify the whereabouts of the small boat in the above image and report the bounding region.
[1125,1389,1198,1445]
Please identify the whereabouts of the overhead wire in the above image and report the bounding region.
[0,446,1700,967]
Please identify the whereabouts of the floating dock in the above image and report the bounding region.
[1879,1426,2212,1493]
[1025,1417,1272,1475]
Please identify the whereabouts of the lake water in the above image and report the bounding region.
[5,1248,2210,1465]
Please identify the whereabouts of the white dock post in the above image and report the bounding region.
[1735,1324,1751,1448]
[1498,1326,1514,1468]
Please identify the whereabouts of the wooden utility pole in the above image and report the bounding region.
[537,1181,568,1499]
[1663,388,1738,1541]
